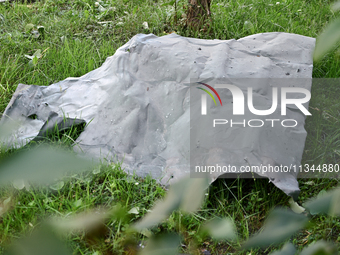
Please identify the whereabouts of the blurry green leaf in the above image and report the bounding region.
[332,1,340,11]
[203,218,236,241]
[244,20,255,34]
[25,49,42,67]
[44,198,53,204]
[140,233,181,255]
[50,208,111,234]
[269,242,296,255]
[288,198,305,214]
[299,240,337,255]
[3,197,11,206]
[132,194,178,230]
[133,177,209,230]
[180,178,209,212]
[140,228,152,238]
[0,122,20,141]
[32,55,38,66]
[0,145,96,186]
[4,226,72,255]
[304,187,340,216]
[0,196,12,217]
[73,199,82,208]
[161,0,176,6]
[84,10,89,19]
[12,179,25,190]
[28,59,35,68]
[242,209,308,250]
[98,5,106,12]
[92,166,100,174]
[33,49,42,58]
[128,207,139,215]
[88,58,94,72]
[314,19,340,61]
[132,6,138,15]
[25,23,34,33]
[318,189,327,197]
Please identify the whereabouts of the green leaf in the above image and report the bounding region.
[49,181,64,191]
[244,21,255,34]
[332,1,340,11]
[28,59,35,68]
[203,218,237,241]
[4,226,72,255]
[132,177,209,231]
[140,233,181,255]
[0,145,96,186]
[33,49,42,58]
[269,242,296,255]
[32,55,38,66]
[180,177,209,212]
[304,187,340,216]
[12,179,25,190]
[161,0,176,6]
[88,58,94,72]
[288,198,305,214]
[242,208,308,250]
[128,207,139,215]
[299,240,337,255]
[25,50,42,67]
[50,208,111,233]
[313,19,340,61]
[0,196,12,217]
[73,199,82,208]
[132,6,138,15]
[92,166,100,174]
[25,23,34,33]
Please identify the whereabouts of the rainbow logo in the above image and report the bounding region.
[196,82,223,106]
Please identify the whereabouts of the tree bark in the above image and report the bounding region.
[186,0,211,29]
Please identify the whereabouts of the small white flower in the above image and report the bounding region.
[142,21,149,30]
[95,2,99,7]
[276,2,280,4]
[135,182,139,185]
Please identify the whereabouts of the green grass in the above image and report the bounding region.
[1,0,340,254]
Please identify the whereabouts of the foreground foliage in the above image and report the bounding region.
[1,0,340,254]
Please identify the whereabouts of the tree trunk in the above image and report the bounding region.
[186,0,211,29]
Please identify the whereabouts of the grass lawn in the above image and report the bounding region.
[1,0,340,254]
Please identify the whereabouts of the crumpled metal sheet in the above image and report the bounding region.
[1,33,315,198]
